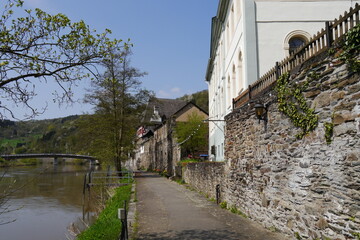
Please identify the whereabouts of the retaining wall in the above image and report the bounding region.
[184,50,360,239]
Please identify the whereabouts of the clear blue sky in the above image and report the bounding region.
[6,0,218,120]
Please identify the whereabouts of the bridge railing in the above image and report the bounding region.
[1,153,96,161]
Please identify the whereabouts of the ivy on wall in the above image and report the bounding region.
[324,122,334,144]
[275,72,319,139]
[340,23,360,72]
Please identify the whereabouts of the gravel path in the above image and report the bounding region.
[135,172,287,240]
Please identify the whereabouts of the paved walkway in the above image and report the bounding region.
[135,172,287,240]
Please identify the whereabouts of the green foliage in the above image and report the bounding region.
[294,232,302,240]
[160,170,168,177]
[177,90,209,113]
[83,47,152,170]
[177,158,201,167]
[220,201,227,209]
[353,232,360,240]
[14,145,27,154]
[229,205,248,218]
[0,0,124,118]
[77,184,132,240]
[19,158,38,165]
[340,24,360,72]
[175,112,208,157]
[268,226,279,233]
[0,115,88,155]
[275,72,319,139]
[174,178,186,185]
[324,122,334,144]
[322,237,332,240]
[0,157,38,166]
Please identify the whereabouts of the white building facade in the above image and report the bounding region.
[206,0,359,161]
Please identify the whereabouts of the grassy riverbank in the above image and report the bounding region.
[77,183,133,240]
[0,158,40,167]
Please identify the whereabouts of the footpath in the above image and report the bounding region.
[135,172,287,240]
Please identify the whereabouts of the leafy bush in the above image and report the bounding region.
[177,158,201,167]
[19,158,38,165]
[220,201,227,209]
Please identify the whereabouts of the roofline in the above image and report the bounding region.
[205,0,230,82]
[173,101,209,119]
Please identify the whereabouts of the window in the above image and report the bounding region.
[227,76,231,109]
[232,64,236,100]
[289,37,306,55]
[284,30,311,56]
[237,51,243,95]
[230,4,235,36]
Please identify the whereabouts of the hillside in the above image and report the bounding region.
[0,90,209,155]
[177,89,208,113]
[0,115,81,155]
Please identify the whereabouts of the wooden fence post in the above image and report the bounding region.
[275,62,281,79]
[248,85,252,100]
[325,21,333,47]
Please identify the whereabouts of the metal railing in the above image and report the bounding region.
[84,170,134,188]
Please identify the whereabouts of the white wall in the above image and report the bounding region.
[207,0,359,161]
[255,0,360,78]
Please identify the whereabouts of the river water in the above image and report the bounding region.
[0,164,98,240]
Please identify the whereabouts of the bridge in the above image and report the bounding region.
[0,153,98,165]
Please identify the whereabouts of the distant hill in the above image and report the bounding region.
[0,90,209,155]
[177,90,208,113]
[0,115,81,155]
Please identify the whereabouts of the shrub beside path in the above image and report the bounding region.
[135,172,288,240]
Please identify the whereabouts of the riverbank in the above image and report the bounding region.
[0,157,92,167]
[0,157,40,167]
[77,182,133,240]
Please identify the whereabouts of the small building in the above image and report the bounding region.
[129,98,208,176]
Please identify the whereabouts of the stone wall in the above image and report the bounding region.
[183,50,360,239]
[183,162,225,200]
[224,52,360,239]
[129,119,181,176]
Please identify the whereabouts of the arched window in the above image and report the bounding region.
[284,30,311,56]
[237,51,243,95]
[230,4,235,36]
[227,76,231,109]
[289,36,306,55]
[232,64,236,100]
[226,22,230,51]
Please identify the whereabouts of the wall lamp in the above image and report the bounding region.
[254,103,268,131]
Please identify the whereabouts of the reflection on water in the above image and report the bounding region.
[0,164,99,240]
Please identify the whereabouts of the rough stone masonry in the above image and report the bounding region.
[184,50,360,239]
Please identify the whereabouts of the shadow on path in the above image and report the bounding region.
[134,172,162,178]
[137,229,242,240]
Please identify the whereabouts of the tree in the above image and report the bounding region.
[175,112,208,158]
[84,46,152,172]
[0,0,124,119]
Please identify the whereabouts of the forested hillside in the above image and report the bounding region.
[0,90,209,155]
[177,90,208,113]
[0,115,81,155]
